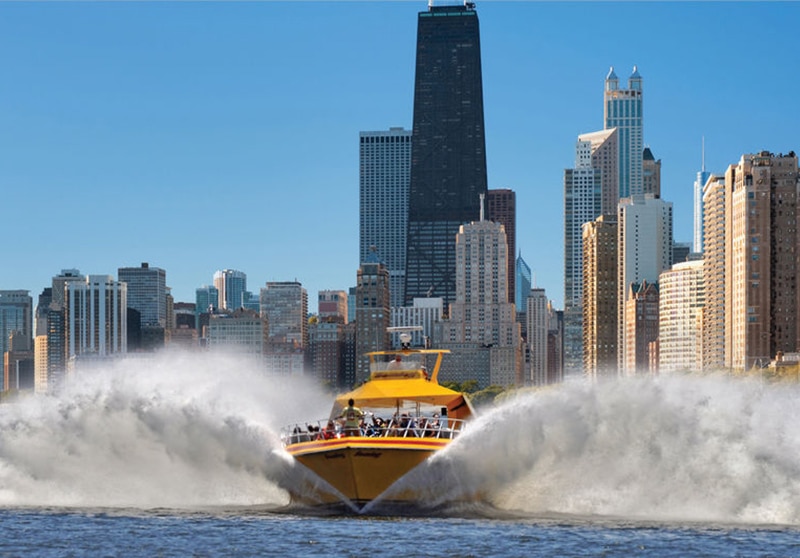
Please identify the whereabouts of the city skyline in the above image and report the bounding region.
[2,2,798,312]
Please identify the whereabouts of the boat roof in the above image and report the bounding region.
[332,345,474,419]
[335,374,466,409]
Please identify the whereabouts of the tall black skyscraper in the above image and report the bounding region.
[404,2,487,312]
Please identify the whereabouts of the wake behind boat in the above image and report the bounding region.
[280,332,475,512]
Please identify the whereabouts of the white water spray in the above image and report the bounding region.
[386,375,800,524]
[6,359,800,524]
[0,351,331,509]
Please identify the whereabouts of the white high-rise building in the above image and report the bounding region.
[658,260,705,373]
[604,66,643,200]
[65,275,127,361]
[693,141,710,253]
[563,133,606,374]
[359,127,412,308]
[617,194,673,374]
[391,297,443,349]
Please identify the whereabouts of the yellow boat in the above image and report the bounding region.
[280,340,475,512]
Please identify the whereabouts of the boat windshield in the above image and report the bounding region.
[371,353,425,374]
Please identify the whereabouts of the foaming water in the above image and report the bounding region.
[389,374,800,525]
[0,351,331,509]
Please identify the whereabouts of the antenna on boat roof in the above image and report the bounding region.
[388,326,423,350]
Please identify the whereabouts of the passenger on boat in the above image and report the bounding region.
[291,426,303,443]
[397,413,418,437]
[321,420,337,440]
[417,417,428,436]
[425,413,441,437]
[340,398,364,436]
[387,355,403,370]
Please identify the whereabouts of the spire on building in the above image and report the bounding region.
[605,66,618,90]
[629,65,642,90]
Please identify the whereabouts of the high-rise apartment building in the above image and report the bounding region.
[355,258,391,386]
[659,260,704,373]
[582,215,618,379]
[405,2,487,311]
[604,66,643,199]
[260,281,308,349]
[318,290,348,324]
[617,194,673,375]
[65,275,127,363]
[442,201,521,387]
[213,269,247,311]
[359,128,412,309]
[486,189,516,305]
[526,287,549,385]
[578,129,619,217]
[701,173,726,370]
[564,135,604,374]
[308,318,347,388]
[725,151,800,369]
[623,281,660,374]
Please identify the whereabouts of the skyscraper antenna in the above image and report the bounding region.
[702,136,706,172]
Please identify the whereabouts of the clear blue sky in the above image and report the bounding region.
[1,1,798,312]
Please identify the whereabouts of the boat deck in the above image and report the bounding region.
[281,416,468,446]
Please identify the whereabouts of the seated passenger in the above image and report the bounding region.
[427,413,442,437]
[322,420,337,440]
[364,414,385,437]
[387,356,403,370]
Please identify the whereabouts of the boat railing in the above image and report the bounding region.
[281,415,468,446]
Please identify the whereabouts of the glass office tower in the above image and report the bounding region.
[405,2,488,312]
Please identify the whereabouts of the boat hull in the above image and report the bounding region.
[285,437,450,509]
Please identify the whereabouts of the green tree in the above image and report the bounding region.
[469,385,506,409]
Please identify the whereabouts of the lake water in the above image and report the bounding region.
[2,353,800,556]
[2,507,799,557]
